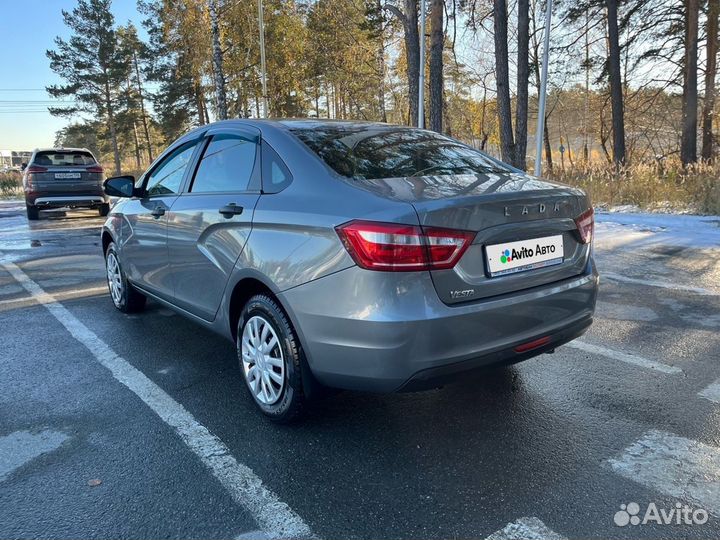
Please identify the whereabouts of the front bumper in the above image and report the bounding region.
[280,260,599,392]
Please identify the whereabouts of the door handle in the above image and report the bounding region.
[151,205,165,218]
[219,203,244,218]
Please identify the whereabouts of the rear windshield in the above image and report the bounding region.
[33,151,96,167]
[289,126,510,180]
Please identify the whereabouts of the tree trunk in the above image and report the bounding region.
[195,79,207,125]
[126,73,142,170]
[494,0,515,164]
[131,120,142,170]
[133,51,153,162]
[429,0,443,133]
[606,0,626,166]
[104,78,121,175]
[702,0,718,161]
[514,0,530,170]
[209,0,228,120]
[681,0,699,165]
[544,120,553,172]
[376,0,387,122]
[405,0,420,126]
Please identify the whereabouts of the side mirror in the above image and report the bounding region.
[104,175,136,198]
[21,163,27,171]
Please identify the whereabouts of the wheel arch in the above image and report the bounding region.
[228,274,283,343]
[226,273,324,397]
[101,229,114,255]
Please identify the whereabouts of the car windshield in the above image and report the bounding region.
[34,151,96,167]
[289,125,510,180]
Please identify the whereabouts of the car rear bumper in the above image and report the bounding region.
[280,260,599,392]
[26,193,108,208]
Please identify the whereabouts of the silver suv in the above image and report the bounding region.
[101,120,598,422]
[23,148,109,220]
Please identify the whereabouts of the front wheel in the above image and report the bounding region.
[238,295,306,423]
[105,242,146,313]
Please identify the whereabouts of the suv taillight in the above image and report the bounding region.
[574,208,594,244]
[336,220,475,271]
[87,165,104,173]
[24,165,47,189]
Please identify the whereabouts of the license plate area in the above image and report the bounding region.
[485,234,564,277]
[55,172,81,179]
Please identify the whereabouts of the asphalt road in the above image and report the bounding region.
[1,200,719,540]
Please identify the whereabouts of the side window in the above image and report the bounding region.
[262,142,292,193]
[145,142,198,196]
[190,134,257,193]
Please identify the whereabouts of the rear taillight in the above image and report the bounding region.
[87,165,104,173]
[24,165,46,189]
[574,208,594,244]
[336,220,475,272]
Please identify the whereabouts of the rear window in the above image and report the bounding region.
[33,151,96,167]
[289,126,510,180]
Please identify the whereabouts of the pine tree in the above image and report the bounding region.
[46,0,127,174]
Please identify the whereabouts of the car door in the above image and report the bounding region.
[167,127,261,321]
[121,138,203,300]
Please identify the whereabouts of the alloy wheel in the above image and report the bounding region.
[106,252,123,307]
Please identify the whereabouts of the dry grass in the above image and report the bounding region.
[549,161,720,215]
[0,172,22,198]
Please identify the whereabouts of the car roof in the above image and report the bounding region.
[33,147,94,153]
[178,118,405,138]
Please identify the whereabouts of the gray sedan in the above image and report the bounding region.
[101,119,598,422]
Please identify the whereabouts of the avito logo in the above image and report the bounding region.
[500,243,556,264]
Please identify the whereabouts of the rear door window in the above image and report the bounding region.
[190,134,257,193]
[33,151,96,167]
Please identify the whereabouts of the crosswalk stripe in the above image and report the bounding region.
[566,340,682,374]
[608,430,720,516]
[485,517,566,540]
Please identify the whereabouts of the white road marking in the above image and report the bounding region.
[566,340,682,374]
[698,378,720,404]
[608,430,720,516]
[485,517,566,540]
[603,272,717,296]
[0,259,313,539]
[0,430,69,482]
[0,286,107,308]
[235,530,270,540]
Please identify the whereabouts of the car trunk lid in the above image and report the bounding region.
[352,172,592,303]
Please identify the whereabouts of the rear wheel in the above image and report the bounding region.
[105,242,146,313]
[98,203,110,217]
[237,295,306,423]
[26,205,39,221]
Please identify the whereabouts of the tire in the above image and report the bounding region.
[105,242,146,313]
[98,203,110,217]
[26,205,39,221]
[237,294,306,423]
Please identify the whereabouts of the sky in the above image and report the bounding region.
[0,0,144,151]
